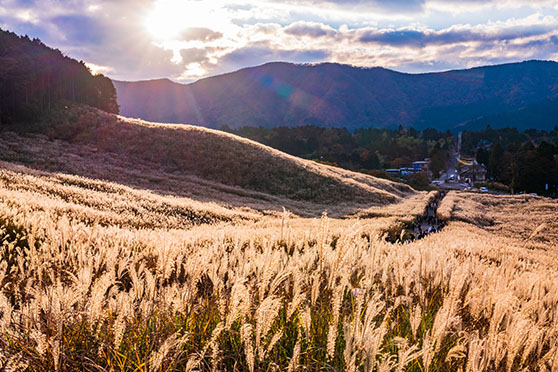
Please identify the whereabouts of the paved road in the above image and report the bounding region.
[433,132,470,190]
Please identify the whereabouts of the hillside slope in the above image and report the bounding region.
[114,60,558,131]
[3,141,558,371]
[1,105,415,216]
[0,161,259,229]
[460,97,558,131]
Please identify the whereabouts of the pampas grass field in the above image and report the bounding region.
[1,107,558,371]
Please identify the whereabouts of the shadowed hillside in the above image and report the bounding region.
[114,60,558,131]
[1,105,415,216]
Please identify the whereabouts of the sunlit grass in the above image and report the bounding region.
[1,164,558,371]
[1,106,557,371]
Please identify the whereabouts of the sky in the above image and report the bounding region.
[1,0,558,83]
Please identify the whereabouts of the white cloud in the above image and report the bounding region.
[1,0,557,82]
[85,62,113,75]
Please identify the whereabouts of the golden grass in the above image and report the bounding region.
[30,105,412,205]
[1,158,558,371]
[1,107,558,371]
[436,192,455,221]
[358,190,439,221]
[0,161,259,229]
[444,190,558,251]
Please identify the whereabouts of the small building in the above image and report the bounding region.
[386,167,430,178]
[386,169,402,177]
[403,167,427,176]
[459,162,487,182]
[412,158,430,171]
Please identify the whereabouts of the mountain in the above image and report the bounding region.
[459,97,558,131]
[113,60,558,131]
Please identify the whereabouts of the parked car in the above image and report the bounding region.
[480,187,488,192]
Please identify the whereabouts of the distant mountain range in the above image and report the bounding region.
[113,60,558,131]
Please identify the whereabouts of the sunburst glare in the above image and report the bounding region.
[144,0,224,40]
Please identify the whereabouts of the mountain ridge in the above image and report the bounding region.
[113,60,558,131]
[115,59,558,84]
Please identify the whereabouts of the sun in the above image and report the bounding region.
[144,0,220,41]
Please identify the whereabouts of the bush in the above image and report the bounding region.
[474,181,511,193]
[404,171,434,191]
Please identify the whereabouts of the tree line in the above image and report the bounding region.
[224,123,558,196]
[463,126,558,196]
[0,29,118,125]
[221,124,453,173]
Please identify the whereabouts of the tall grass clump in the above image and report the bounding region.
[2,177,558,371]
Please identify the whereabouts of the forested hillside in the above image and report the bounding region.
[114,60,558,131]
[0,29,118,125]
[462,126,558,195]
[461,98,558,131]
[223,125,453,172]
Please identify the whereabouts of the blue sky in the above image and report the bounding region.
[1,0,557,82]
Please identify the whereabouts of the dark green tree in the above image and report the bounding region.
[360,150,380,170]
[488,143,504,180]
[0,28,119,126]
[429,143,449,178]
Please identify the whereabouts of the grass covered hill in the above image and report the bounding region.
[0,161,259,230]
[3,105,414,214]
[2,147,558,371]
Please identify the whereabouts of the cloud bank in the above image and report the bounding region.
[1,0,557,82]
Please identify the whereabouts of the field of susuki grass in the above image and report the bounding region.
[1,107,558,371]
[0,105,418,219]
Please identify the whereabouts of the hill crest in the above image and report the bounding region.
[4,105,415,216]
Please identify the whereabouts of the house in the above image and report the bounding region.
[386,166,431,178]
[401,168,417,176]
[386,168,415,177]
[412,158,430,171]
[386,158,432,179]
[459,161,487,182]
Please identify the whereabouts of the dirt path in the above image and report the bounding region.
[387,192,448,243]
